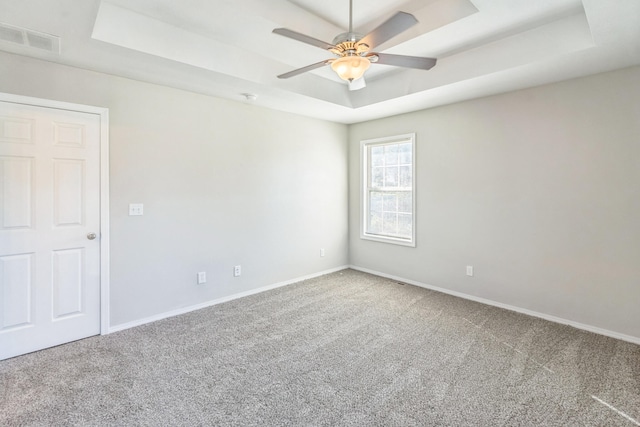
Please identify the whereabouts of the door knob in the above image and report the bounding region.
[87,232,97,240]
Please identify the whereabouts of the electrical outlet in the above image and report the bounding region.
[466,266,474,277]
[129,203,144,216]
[320,248,325,257]
[197,271,206,284]
[234,265,241,277]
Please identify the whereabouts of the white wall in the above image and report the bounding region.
[0,52,349,327]
[349,66,640,341]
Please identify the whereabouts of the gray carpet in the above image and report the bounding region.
[1,269,639,426]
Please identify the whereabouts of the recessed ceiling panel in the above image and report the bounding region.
[1,0,638,123]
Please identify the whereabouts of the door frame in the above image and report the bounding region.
[1,92,110,334]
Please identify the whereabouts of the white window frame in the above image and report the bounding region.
[361,133,416,247]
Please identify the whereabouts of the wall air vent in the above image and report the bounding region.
[0,22,60,53]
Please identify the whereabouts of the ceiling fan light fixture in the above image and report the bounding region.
[330,55,370,82]
[273,2,430,84]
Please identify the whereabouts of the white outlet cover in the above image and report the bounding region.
[129,203,144,216]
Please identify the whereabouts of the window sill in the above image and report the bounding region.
[361,233,416,247]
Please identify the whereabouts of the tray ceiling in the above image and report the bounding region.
[1,0,639,123]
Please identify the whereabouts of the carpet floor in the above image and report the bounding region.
[1,269,639,426]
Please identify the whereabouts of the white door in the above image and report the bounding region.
[0,100,101,360]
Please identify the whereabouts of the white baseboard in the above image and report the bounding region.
[108,265,350,334]
[349,265,640,346]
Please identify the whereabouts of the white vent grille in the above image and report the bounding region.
[0,25,23,44]
[0,22,60,53]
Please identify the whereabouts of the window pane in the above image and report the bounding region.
[398,214,412,238]
[398,192,412,213]
[384,166,398,187]
[371,167,384,187]
[399,165,412,188]
[384,144,399,165]
[383,193,397,212]
[371,145,384,167]
[383,212,398,235]
[398,142,412,164]
[370,191,383,212]
[369,211,383,234]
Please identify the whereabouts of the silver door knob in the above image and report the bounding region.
[87,233,97,240]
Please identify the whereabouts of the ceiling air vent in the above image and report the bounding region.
[0,22,60,53]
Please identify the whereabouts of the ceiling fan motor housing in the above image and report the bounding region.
[330,33,370,58]
[332,32,362,44]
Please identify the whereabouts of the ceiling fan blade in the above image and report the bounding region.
[272,28,335,51]
[277,60,331,79]
[373,53,437,70]
[348,76,366,91]
[357,12,418,50]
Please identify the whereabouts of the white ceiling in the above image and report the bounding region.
[1,0,639,123]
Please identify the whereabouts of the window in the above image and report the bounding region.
[361,133,416,247]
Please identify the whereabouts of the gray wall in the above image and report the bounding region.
[2,51,638,341]
[0,52,349,327]
[349,66,640,339]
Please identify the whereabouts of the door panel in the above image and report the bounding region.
[53,159,85,227]
[0,253,34,330]
[0,115,34,144]
[52,248,84,319]
[0,101,101,360]
[1,156,34,229]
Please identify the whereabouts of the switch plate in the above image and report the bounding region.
[197,272,206,284]
[466,266,474,277]
[320,248,325,257]
[234,265,241,277]
[129,203,144,216]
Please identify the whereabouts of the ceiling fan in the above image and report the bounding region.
[272,0,437,89]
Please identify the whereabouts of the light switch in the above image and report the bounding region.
[129,203,144,216]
